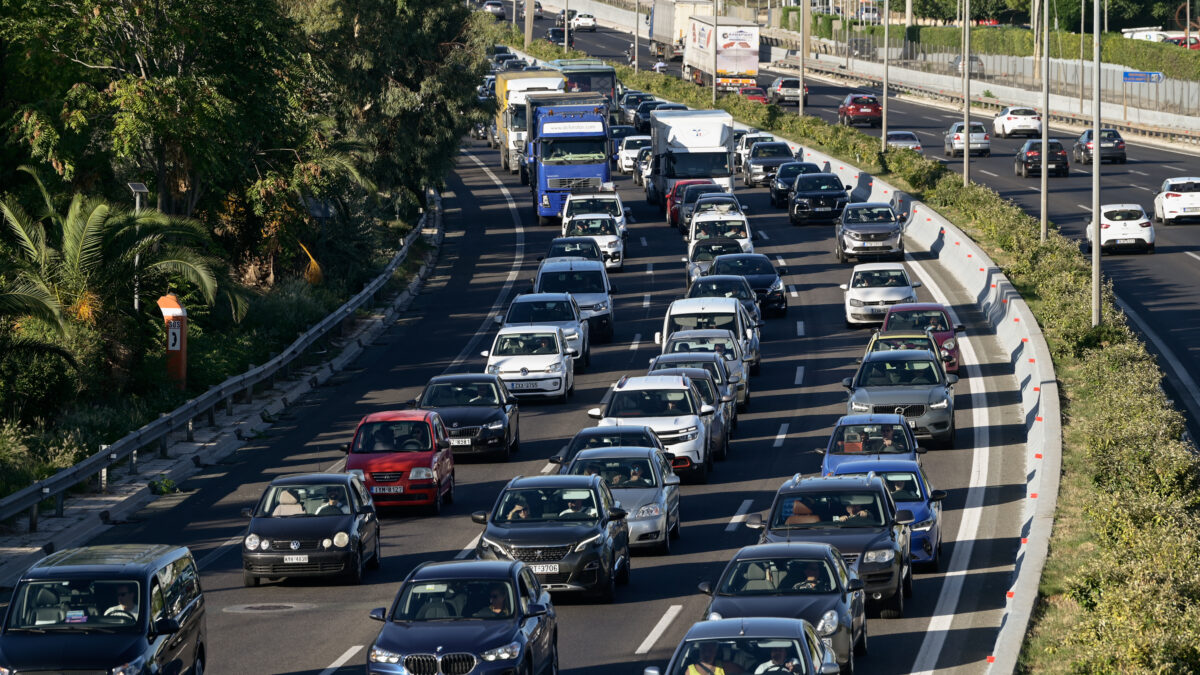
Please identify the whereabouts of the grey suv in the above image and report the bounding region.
[843,349,958,447]
[836,202,907,263]
[766,76,808,106]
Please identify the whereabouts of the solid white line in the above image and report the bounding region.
[640,236,648,247]
[454,534,481,560]
[635,605,684,654]
[643,293,651,308]
[979,170,997,177]
[1075,168,1090,175]
[1131,169,1149,176]
[1027,187,1040,193]
[196,535,244,571]
[319,646,363,675]
[759,230,770,241]
[773,423,789,448]
[788,285,798,298]
[794,366,805,386]
[725,499,754,532]
[796,320,805,336]
[631,333,642,351]
[1188,252,1200,263]
[327,458,346,473]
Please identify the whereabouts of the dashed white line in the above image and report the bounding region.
[1075,168,1090,175]
[640,236,648,247]
[979,170,997,177]
[773,423,789,448]
[1136,185,1155,192]
[1186,251,1200,263]
[1131,169,1149,176]
[725,499,754,532]
[759,230,770,241]
[794,366,805,386]
[319,646,364,675]
[636,605,684,654]
[1078,204,1092,212]
[775,255,787,269]
[540,462,557,474]
[1027,187,1041,193]
[795,320,805,336]
[647,262,654,274]
[454,534,481,559]
[643,293,651,308]
[630,333,642,350]
[788,285,798,298]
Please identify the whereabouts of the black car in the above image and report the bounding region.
[790,173,850,225]
[685,274,760,323]
[698,543,866,672]
[552,424,666,467]
[545,27,574,49]
[708,254,787,317]
[742,141,799,187]
[0,545,207,675]
[747,473,914,618]
[619,92,653,124]
[1015,139,1069,177]
[545,236,603,261]
[649,617,841,675]
[678,185,730,231]
[633,100,666,132]
[473,475,631,601]
[1073,127,1126,164]
[835,202,906,262]
[770,161,823,207]
[415,374,519,459]
[240,472,381,586]
[367,560,558,675]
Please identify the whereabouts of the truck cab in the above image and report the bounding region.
[646,109,735,209]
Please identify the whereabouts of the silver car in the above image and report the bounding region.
[943,121,990,158]
[648,352,740,428]
[658,329,750,411]
[885,131,923,152]
[842,349,958,447]
[482,0,506,18]
[563,448,681,554]
[682,238,745,288]
[652,367,734,460]
[835,202,907,263]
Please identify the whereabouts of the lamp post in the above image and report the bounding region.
[564,0,571,53]
[799,0,810,117]
[634,0,640,72]
[880,0,890,152]
[1040,0,1049,241]
[127,182,149,311]
[961,0,970,187]
[1090,0,1101,327]
[712,0,719,106]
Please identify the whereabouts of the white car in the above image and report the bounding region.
[533,257,616,342]
[495,292,591,369]
[563,191,630,239]
[992,106,1042,138]
[657,297,762,375]
[689,211,753,255]
[562,213,625,271]
[482,326,576,402]
[735,133,774,170]
[617,135,652,173]
[572,13,597,30]
[1153,177,1200,226]
[839,262,922,328]
[588,375,716,482]
[943,121,990,157]
[1087,203,1156,254]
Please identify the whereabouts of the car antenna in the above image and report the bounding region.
[739,619,746,636]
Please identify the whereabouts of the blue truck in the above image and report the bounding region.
[525,97,611,226]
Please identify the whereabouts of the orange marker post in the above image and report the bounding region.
[156,294,188,390]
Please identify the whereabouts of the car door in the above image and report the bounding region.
[351,477,378,550]
[500,381,519,444]
[835,553,865,640]
[658,453,680,529]
[519,568,553,669]
[153,561,190,674]
[169,556,204,671]
[557,329,573,389]
[919,466,941,539]
[431,415,453,497]
[598,484,628,569]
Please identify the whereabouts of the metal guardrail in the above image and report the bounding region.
[0,198,431,532]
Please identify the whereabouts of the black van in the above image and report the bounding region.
[0,544,207,674]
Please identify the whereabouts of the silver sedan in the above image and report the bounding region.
[563,448,682,554]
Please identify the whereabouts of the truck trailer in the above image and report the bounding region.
[682,16,760,92]
[649,0,714,60]
[645,109,735,207]
[493,71,567,174]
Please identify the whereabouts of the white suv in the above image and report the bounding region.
[588,375,716,482]
[496,293,590,369]
[534,258,617,342]
[562,213,625,271]
[839,263,921,328]
[482,326,576,403]
[563,190,631,236]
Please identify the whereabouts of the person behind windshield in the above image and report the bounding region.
[533,336,556,355]
[754,646,800,673]
[865,427,904,453]
[559,497,595,518]
[686,642,740,675]
[316,489,349,516]
[473,584,511,618]
[104,583,138,618]
[506,498,531,520]
[834,502,872,523]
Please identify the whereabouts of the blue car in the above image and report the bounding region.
[831,458,946,570]
[819,414,925,476]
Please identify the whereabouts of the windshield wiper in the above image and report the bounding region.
[5,626,46,634]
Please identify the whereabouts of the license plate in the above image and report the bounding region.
[284,555,308,563]
[530,564,560,574]
[1117,238,1137,244]
[1048,164,1059,168]
[1101,142,1114,147]
[372,486,405,494]
[867,306,886,314]
[862,241,887,247]
[510,381,540,390]
[1185,207,1200,213]
[450,438,473,446]
[815,206,832,212]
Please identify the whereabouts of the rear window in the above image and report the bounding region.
[1009,108,1037,116]
[1102,209,1145,221]
[887,132,918,142]
[1024,141,1065,152]
[1166,182,1200,193]
[850,96,878,105]
[780,79,799,88]
[1098,129,1122,140]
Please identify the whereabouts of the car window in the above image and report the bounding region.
[1098,129,1121,140]
[1103,209,1145,221]
[857,359,942,386]
[885,309,949,332]
[538,270,606,294]
[804,625,825,671]
[667,638,808,675]
[394,579,515,621]
[795,175,843,191]
[750,143,792,158]
[258,483,354,516]
[1010,108,1037,116]
[493,332,560,356]
[887,132,918,142]
[830,423,912,454]
[607,388,695,417]
[547,240,601,260]
[497,487,600,521]
[771,492,886,528]
[6,579,146,631]
[693,219,748,240]
[843,206,895,224]
[521,568,543,600]
[718,557,835,595]
[565,198,622,218]
[694,199,741,217]
[565,217,617,237]
[570,457,657,487]
[667,311,737,334]
[690,242,744,262]
[1166,181,1200,193]
[651,358,725,384]
[712,257,774,276]
[871,335,934,353]
[665,334,738,357]
[422,381,502,407]
[850,269,909,288]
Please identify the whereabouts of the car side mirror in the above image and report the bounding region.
[955,324,965,333]
[911,281,923,288]
[720,394,734,403]
[527,602,548,616]
[566,348,578,357]
[471,511,489,524]
[699,404,715,416]
[609,286,618,293]
[480,350,490,358]
[728,374,741,383]
[549,455,565,464]
[493,314,504,325]
[409,397,420,409]
[664,474,681,486]
[644,669,663,675]
[369,607,387,622]
[587,407,603,419]
[847,578,865,592]
[839,283,848,291]
[915,446,928,454]
[930,489,947,502]
[607,507,627,520]
[841,377,853,389]
[653,331,663,345]
[895,509,915,525]
[821,663,841,675]
[741,204,751,212]
[681,256,688,262]
[153,618,181,635]
[755,321,765,329]
[898,212,908,222]
[241,507,254,518]
[946,374,959,385]
[745,512,765,529]
[698,581,714,595]
[624,207,632,215]
[339,443,350,454]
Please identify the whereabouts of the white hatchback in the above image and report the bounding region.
[839,263,922,328]
[572,13,597,30]
[1087,203,1155,254]
[689,212,753,255]
[482,326,577,402]
[562,191,630,237]
[617,136,652,173]
[992,106,1042,138]
[563,213,624,270]
[1153,177,1200,226]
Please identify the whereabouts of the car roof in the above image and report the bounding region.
[669,297,742,313]
[794,172,841,180]
[861,349,938,363]
[411,560,518,581]
[427,373,506,386]
[508,474,601,489]
[539,258,606,272]
[695,194,739,203]
[496,324,563,335]
[832,458,924,475]
[550,237,600,246]
[886,302,945,313]
[836,413,907,425]
[618,374,691,390]
[25,544,188,579]
[732,542,838,560]
[692,211,748,222]
[573,425,654,437]
[572,447,662,461]
[782,474,885,493]
[360,409,434,424]
[565,212,616,221]
[872,330,933,340]
[845,202,894,210]
[1165,176,1200,182]
[621,135,652,142]
[683,617,807,640]
[713,253,770,263]
[1099,203,1146,210]
[269,472,355,487]
[513,292,574,303]
[852,262,908,272]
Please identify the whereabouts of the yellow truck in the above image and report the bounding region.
[490,70,566,173]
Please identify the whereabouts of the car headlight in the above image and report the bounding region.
[942,338,957,350]
[574,533,603,552]
[849,298,865,307]
[634,503,663,518]
[541,194,550,207]
[607,240,619,248]
[793,198,809,206]
[905,294,918,303]
[322,538,333,549]
[850,400,870,413]
[677,425,699,442]
[259,538,271,551]
[369,646,403,664]
[409,467,434,480]
[592,302,608,312]
[348,469,365,481]
[481,536,509,557]
[930,396,950,409]
[816,609,839,637]
[845,229,863,241]
[486,364,500,374]
[333,531,350,548]
[547,361,563,373]
[863,548,895,564]
[481,641,522,662]
[770,278,784,292]
[912,518,935,532]
[244,534,261,550]
[707,611,723,621]
[485,419,506,430]
[110,656,147,675]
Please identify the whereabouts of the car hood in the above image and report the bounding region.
[0,633,145,670]
[794,189,846,200]
[600,416,699,433]
[740,273,780,290]
[746,157,794,168]
[425,406,505,426]
[347,450,436,472]
[847,287,913,303]
[504,319,577,334]
[842,222,901,235]
[852,386,943,402]
[608,486,661,511]
[374,618,518,656]
[567,292,608,308]
[249,513,355,539]
[708,592,842,622]
[488,355,563,371]
[895,499,934,523]
[487,522,599,546]
[763,527,893,555]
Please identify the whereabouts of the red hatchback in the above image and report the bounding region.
[667,178,714,228]
[880,303,965,373]
[739,86,768,104]
[344,410,455,513]
[838,93,882,127]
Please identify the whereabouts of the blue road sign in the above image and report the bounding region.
[1123,71,1165,83]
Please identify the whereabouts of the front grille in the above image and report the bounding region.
[511,545,571,562]
[861,298,901,307]
[873,404,926,417]
[857,231,894,241]
[401,653,478,675]
[442,653,478,675]
[371,472,403,483]
[549,177,602,189]
[841,552,860,567]
[248,562,343,574]
[447,426,481,438]
[404,655,439,675]
[269,539,321,551]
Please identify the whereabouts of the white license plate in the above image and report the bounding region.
[450,438,473,446]
[1048,164,1059,168]
[372,486,405,494]
[510,381,540,390]
[814,206,832,212]
[1185,207,1200,213]
[1117,238,1138,244]
[862,241,887,247]
[530,564,560,574]
[867,306,886,314]
[284,555,308,564]
[1101,142,1114,147]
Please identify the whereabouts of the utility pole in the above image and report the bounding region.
[524,0,534,49]
[1091,0,1101,327]
[712,3,719,106]
[1078,0,1085,114]
[634,0,640,71]
[1040,0,1049,241]
[881,0,890,152]
[961,0,970,186]
[800,0,810,116]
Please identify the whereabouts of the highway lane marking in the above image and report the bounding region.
[1078,204,1092,212]
[454,534,481,559]
[1187,251,1200,263]
[776,255,787,269]
[725,499,754,532]
[1131,169,1149,176]
[635,605,684,654]
[643,293,651,308]
[631,333,642,351]
[796,320,805,336]
[1136,185,1155,192]
[794,366,805,386]
[758,230,770,241]
[640,236,648,247]
[1027,187,1040,193]
[788,285,798,298]
[1115,295,1200,430]
[541,461,557,474]
[979,170,997,177]
[196,535,245,571]
[647,262,654,274]
[319,646,363,675]
[772,423,789,448]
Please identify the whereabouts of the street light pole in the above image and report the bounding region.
[799,0,810,117]
[634,0,640,72]
[1090,0,1101,326]
[1040,0,1049,241]
[712,3,719,106]
[565,0,571,52]
[961,0,970,187]
[127,183,149,311]
[881,0,890,152]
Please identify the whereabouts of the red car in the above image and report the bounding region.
[666,178,714,228]
[343,410,455,513]
[739,86,768,104]
[880,303,965,373]
[1165,36,1200,49]
[838,93,882,127]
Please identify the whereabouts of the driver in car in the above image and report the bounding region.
[104,584,139,618]
[755,646,800,673]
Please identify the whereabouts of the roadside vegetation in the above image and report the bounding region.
[503,25,1200,670]
[0,0,495,503]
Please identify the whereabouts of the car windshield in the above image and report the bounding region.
[717,557,835,595]
[569,457,657,488]
[795,175,843,191]
[778,163,818,180]
[565,217,617,236]
[567,431,654,454]
[836,472,922,501]
[540,139,607,164]
[547,241,601,259]
[666,334,738,357]
[566,199,622,219]
[667,638,810,675]
[1166,182,1200,193]
[690,242,744,263]
[353,421,432,453]
[668,312,737,333]
[887,132,919,142]
[607,389,695,417]
[623,94,651,107]
[392,579,516,621]
[856,359,942,386]
[258,484,352,517]
[850,96,877,105]
[664,152,732,178]
[1010,108,1037,116]
[493,332,560,356]
[851,269,909,288]
[539,270,606,293]
[830,423,912,454]
[637,101,664,113]
[751,143,792,158]
[959,123,986,134]
[564,73,614,99]
[623,138,651,151]
[743,135,772,148]
[771,492,886,528]
[684,186,724,205]
[712,257,774,276]
[871,335,935,353]
[421,381,501,407]
[694,200,740,218]
[5,579,144,632]
[508,300,575,323]
[843,206,896,224]
[885,309,948,331]
[694,220,748,240]
[496,487,600,522]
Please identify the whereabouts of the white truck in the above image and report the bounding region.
[682,16,760,92]
[493,72,566,173]
[649,0,714,61]
[645,109,735,207]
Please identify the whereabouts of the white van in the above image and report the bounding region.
[654,297,762,375]
[688,211,754,255]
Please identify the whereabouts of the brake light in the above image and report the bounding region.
[1117,141,1125,148]
[1007,116,1014,120]
[1034,116,1041,120]
[1026,151,1039,156]
[984,134,990,140]
[914,146,922,151]
[1166,192,1181,198]
[954,134,961,140]
[1139,221,1152,228]
[1086,142,1094,148]
[1101,223,1110,229]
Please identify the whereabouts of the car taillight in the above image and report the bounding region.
[1027,151,1039,156]
[954,134,961,140]
[1006,116,1014,120]
[1139,221,1152,228]
[984,134,990,140]
[1101,223,1110,229]
[914,146,922,151]
[1034,116,1041,120]
[1117,141,1125,148]
[1166,192,1182,198]
[1086,141,1094,148]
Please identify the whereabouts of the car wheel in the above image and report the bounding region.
[717,432,728,460]
[537,215,555,227]
[510,427,520,454]
[836,243,847,263]
[750,360,761,376]
[367,530,382,569]
[1147,244,1155,254]
[345,548,364,585]
[903,563,914,598]
[192,649,206,675]
[242,570,259,588]
[657,526,672,555]
[1021,164,1029,178]
[617,551,631,585]
[941,421,956,448]
[428,483,444,516]
[445,471,457,502]
[879,585,904,619]
[856,619,869,655]
[558,388,569,404]
[789,214,799,226]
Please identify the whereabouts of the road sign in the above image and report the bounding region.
[1123,71,1164,83]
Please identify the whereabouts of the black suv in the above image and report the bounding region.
[1015,139,1069,177]
[746,473,914,618]
[769,161,822,208]
[367,560,558,675]
[552,424,667,468]
[473,475,631,602]
[789,173,850,225]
